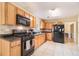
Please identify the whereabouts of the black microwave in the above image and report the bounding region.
[16,14,30,26]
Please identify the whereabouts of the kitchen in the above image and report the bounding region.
[0,2,50,56]
[0,2,79,56]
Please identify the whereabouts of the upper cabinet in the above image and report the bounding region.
[0,3,16,25]
[0,3,6,25]
[45,22,52,29]
[40,20,46,29]
[16,7,25,16]
[30,15,36,28]
[24,12,30,18]
[6,3,16,25]
[0,3,2,24]
[0,2,36,27]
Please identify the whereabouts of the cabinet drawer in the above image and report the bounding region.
[16,40,21,45]
[11,40,21,47]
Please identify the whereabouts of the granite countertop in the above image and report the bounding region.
[0,35,20,42]
[34,32,45,36]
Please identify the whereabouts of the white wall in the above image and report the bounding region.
[77,16,79,46]
[34,17,41,32]
[64,22,76,42]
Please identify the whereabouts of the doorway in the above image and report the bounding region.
[70,24,74,42]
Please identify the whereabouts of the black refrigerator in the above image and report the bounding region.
[53,24,64,43]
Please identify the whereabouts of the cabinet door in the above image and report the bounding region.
[30,16,36,28]
[39,34,45,46]
[24,12,30,18]
[0,3,2,24]
[33,17,36,28]
[17,7,25,16]
[40,20,46,29]
[47,33,52,41]
[42,34,45,43]
[1,39,10,56]
[38,35,42,46]
[11,45,21,56]
[0,39,2,56]
[6,3,16,25]
[46,22,52,29]
[0,3,6,24]
[35,36,39,49]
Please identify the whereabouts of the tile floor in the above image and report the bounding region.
[32,41,79,56]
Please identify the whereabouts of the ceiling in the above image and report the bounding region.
[12,2,79,20]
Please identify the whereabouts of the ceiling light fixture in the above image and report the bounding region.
[48,8,61,17]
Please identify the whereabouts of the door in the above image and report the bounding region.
[70,24,74,39]
[70,24,74,42]
[53,25,64,43]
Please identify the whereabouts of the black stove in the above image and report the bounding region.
[13,29,35,56]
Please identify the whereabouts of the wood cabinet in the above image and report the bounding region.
[0,38,21,56]
[34,34,45,49]
[40,20,46,29]
[39,34,45,46]
[1,39,10,56]
[0,39,2,55]
[34,36,39,49]
[0,3,2,24]
[17,7,25,16]
[46,33,52,41]
[11,45,21,56]
[0,3,6,24]
[6,3,16,25]
[45,22,52,29]
[30,16,36,28]
[0,2,36,27]
[45,22,53,41]
[0,3,16,25]
[24,12,30,18]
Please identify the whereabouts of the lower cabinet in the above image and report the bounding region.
[0,39,2,55]
[35,34,45,49]
[46,33,52,41]
[11,45,21,56]
[34,36,39,49]
[0,38,21,56]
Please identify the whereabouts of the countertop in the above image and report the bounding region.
[0,35,20,42]
[0,32,45,42]
[34,33,45,36]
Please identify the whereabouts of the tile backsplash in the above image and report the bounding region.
[0,25,16,34]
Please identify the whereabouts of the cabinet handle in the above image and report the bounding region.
[11,44,21,48]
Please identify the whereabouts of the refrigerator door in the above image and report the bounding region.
[53,25,64,43]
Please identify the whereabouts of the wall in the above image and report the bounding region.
[77,16,79,46]
[50,17,77,43]
[64,16,78,44]
[34,17,41,32]
[64,22,76,43]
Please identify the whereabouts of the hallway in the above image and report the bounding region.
[32,41,79,56]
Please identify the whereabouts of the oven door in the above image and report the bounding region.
[22,39,34,56]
